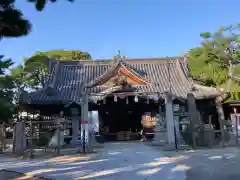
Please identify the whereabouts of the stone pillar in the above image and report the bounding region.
[174,115,181,148]
[0,124,5,152]
[13,121,26,155]
[187,93,197,148]
[165,93,175,149]
[152,104,166,146]
[83,95,93,152]
[70,110,80,145]
[152,116,167,146]
[79,94,91,152]
[174,116,180,139]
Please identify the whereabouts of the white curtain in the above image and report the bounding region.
[91,111,99,133]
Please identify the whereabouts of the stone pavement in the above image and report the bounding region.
[0,142,186,180]
[151,146,240,180]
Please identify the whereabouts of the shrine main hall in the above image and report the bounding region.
[20,57,220,142]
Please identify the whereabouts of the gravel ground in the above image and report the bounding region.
[0,142,185,180]
[150,145,240,180]
[4,142,240,180]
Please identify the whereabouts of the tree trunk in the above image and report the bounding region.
[215,96,225,147]
[214,60,233,147]
[226,60,233,95]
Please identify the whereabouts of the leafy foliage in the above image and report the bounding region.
[188,24,240,100]
[0,56,15,123]
[17,50,92,89]
[0,0,31,39]
[35,50,92,60]
[26,0,75,11]
[0,0,31,123]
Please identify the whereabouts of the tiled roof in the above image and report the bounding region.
[20,57,220,105]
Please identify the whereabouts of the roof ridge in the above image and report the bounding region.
[49,56,185,65]
[86,59,121,87]
[175,59,192,87]
[49,61,60,88]
[21,56,221,105]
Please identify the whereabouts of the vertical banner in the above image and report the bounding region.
[92,111,99,134]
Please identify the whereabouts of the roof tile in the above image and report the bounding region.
[21,57,220,105]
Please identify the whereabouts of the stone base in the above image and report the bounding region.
[152,140,165,146]
[93,143,104,148]
[152,131,167,146]
[69,141,81,146]
[77,146,94,153]
[163,143,177,151]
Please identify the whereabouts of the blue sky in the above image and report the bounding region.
[1,0,240,63]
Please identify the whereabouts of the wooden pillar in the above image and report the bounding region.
[165,93,175,148]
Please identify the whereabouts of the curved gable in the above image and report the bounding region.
[86,59,150,88]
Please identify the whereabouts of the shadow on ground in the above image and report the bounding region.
[0,142,186,180]
[156,147,240,180]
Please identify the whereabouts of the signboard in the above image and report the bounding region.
[231,114,240,135]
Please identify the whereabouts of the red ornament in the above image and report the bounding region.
[80,120,88,124]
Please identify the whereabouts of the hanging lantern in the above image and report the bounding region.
[134,95,138,103]
[103,98,106,104]
[126,97,129,104]
[147,96,149,104]
[114,95,118,102]
[234,108,237,113]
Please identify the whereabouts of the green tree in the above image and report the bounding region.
[35,50,92,60]
[0,0,31,123]
[0,0,31,39]
[11,64,27,103]
[0,56,15,123]
[26,0,74,11]
[187,24,240,137]
[21,50,92,89]
[188,24,240,98]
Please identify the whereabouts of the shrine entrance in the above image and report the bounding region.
[86,58,160,141]
[98,96,143,141]
[98,95,159,141]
